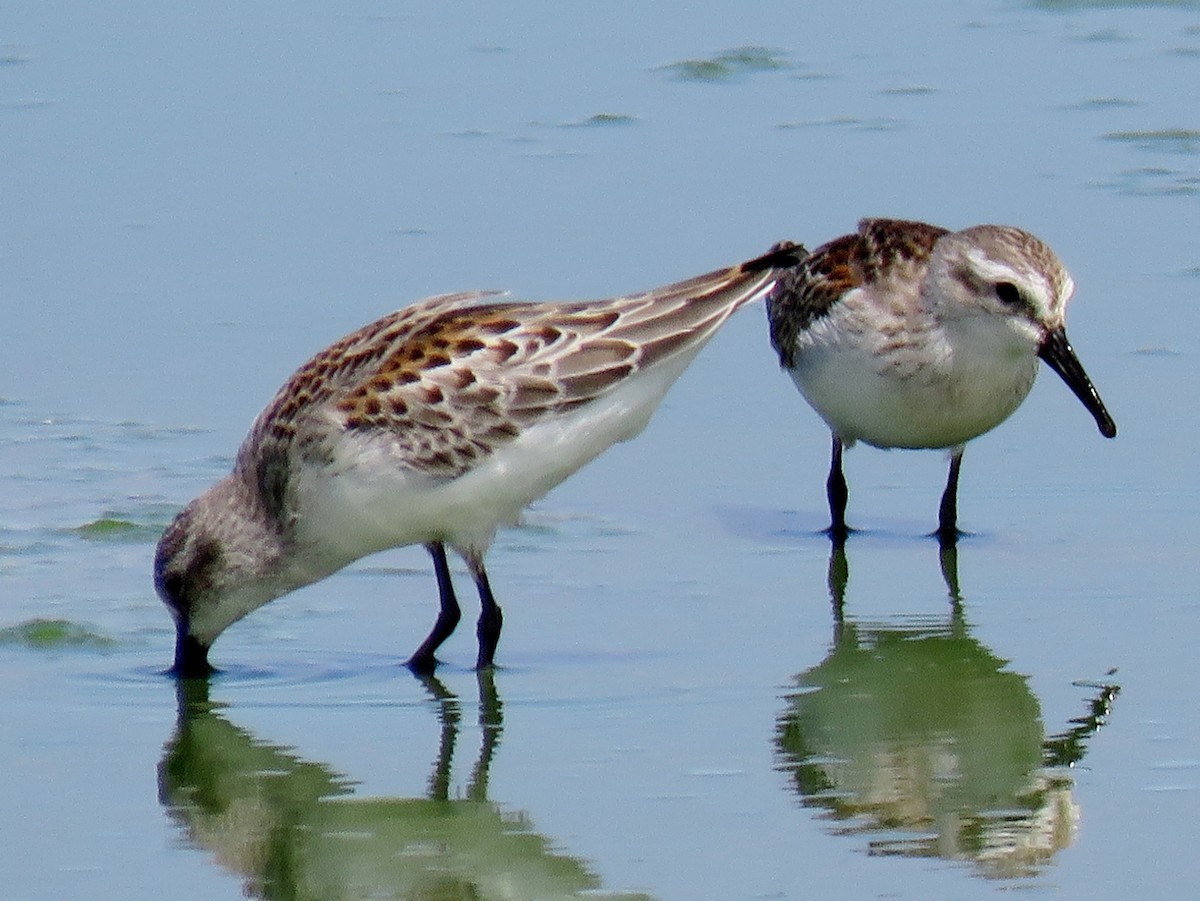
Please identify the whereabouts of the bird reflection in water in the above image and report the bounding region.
[776,542,1119,878]
[158,674,651,901]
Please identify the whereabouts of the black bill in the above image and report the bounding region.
[1037,326,1117,438]
[172,626,214,679]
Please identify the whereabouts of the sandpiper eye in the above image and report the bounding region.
[994,281,1022,306]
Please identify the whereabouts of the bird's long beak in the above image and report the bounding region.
[1037,326,1117,438]
[171,623,214,679]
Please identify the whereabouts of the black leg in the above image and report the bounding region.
[825,435,850,542]
[408,542,462,674]
[466,553,503,670]
[936,449,964,544]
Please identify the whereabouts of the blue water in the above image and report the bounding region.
[2,1,1198,899]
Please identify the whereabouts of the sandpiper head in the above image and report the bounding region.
[928,225,1074,334]
[928,225,1116,439]
[155,502,219,678]
[154,477,284,678]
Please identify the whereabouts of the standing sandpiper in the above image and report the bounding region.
[155,243,804,676]
[765,218,1115,542]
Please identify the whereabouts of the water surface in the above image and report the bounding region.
[2,1,1198,899]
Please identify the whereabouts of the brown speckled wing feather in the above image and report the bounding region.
[238,292,506,517]
[238,248,801,511]
[766,219,948,368]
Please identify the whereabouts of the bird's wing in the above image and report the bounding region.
[766,219,947,367]
[240,247,801,512]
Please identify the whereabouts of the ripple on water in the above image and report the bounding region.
[1092,166,1200,197]
[776,115,907,133]
[1031,1,1200,11]
[1147,759,1200,771]
[0,48,32,66]
[104,650,421,707]
[1060,97,1143,110]
[879,85,938,97]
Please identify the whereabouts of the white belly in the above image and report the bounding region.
[790,320,1040,450]
[289,353,694,565]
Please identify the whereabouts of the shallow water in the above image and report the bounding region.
[2,1,1199,899]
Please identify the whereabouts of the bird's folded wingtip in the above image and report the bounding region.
[741,240,808,274]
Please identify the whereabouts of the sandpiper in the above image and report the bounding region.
[155,242,805,676]
[765,218,1115,542]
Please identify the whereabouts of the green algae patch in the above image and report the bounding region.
[74,515,161,543]
[656,47,790,83]
[0,619,117,650]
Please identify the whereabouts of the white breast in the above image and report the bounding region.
[790,295,1040,450]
